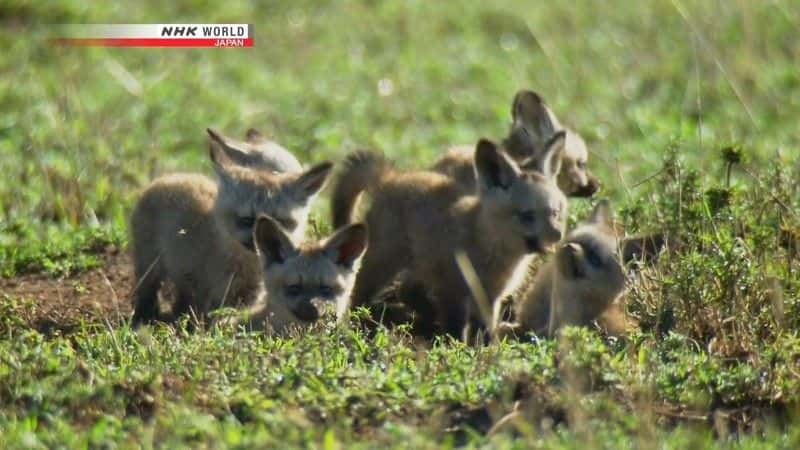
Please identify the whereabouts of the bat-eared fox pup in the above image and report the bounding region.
[494,200,663,339]
[206,127,331,245]
[432,90,599,198]
[129,133,335,327]
[332,133,568,339]
[218,216,367,333]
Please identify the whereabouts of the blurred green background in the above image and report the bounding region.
[2,1,798,268]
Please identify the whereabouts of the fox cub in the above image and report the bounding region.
[206,127,303,173]
[219,215,367,332]
[332,134,567,338]
[494,200,664,339]
[130,136,333,325]
[432,90,599,198]
[208,128,331,244]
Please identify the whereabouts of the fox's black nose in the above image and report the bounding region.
[571,177,600,198]
[525,236,542,253]
[292,301,320,322]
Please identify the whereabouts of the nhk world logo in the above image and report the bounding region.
[54,24,252,48]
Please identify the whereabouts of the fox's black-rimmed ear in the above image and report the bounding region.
[254,215,297,267]
[588,199,614,227]
[208,128,239,183]
[475,139,518,191]
[208,128,234,166]
[323,223,368,268]
[207,128,255,172]
[621,232,666,266]
[511,90,556,140]
[245,128,265,143]
[523,130,565,178]
[293,162,334,201]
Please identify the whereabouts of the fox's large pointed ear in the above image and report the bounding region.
[474,139,519,191]
[254,215,297,267]
[588,199,614,227]
[621,232,665,266]
[323,223,368,268]
[523,130,565,178]
[293,162,334,201]
[245,128,265,143]
[511,90,556,140]
[208,128,233,165]
[208,128,251,175]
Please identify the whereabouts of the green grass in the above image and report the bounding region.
[2,0,800,447]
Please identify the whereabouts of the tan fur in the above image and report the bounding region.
[129,141,333,325]
[333,136,568,338]
[207,128,303,173]
[331,150,392,228]
[494,201,627,339]
[431,90,599,198]
[130,173,263,325]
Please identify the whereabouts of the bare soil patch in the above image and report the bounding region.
[1,251,134,334]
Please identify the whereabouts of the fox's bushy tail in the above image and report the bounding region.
[331,150,391,228]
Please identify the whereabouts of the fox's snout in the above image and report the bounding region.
[525,236,556,254]
[291,300,320,322]
[290,298,331,322]
[570,173,600,198]
[524,224,562,254]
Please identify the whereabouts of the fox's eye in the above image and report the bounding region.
[237,216,256,228]
[516,210,536,224]
[319,286,334,298]
[285,284,302,296]
[577,160,587,170]
[584,246,604,268]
